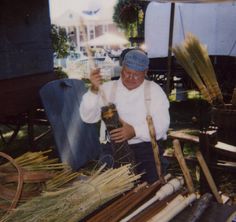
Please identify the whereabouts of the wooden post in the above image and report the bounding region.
[173,139,195,193]
[196,150,222,204]
[166,3,175,95]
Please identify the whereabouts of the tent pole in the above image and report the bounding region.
[166,3,175,95]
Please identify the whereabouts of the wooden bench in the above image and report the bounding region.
[168,129,236,197]
[168,129,236,170]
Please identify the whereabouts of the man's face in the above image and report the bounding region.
[121,66,146,90]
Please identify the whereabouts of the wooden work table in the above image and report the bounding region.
[168,129,236,159]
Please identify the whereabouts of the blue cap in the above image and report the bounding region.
[122,49,149,71]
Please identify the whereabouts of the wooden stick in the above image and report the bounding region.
[148,193,196,222]
[173,139,195,193]
[195,150,223,203]
[87,175,171,222]
[79,16,108,105]
[146,115,163,182]
[120,177,184,222]
[108,181,162,222]
[147,194,185,222]
[129,190,185,222]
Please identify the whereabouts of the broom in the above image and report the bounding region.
[172,45,212,104]
[184,33,224,104]
[173,33,224,105]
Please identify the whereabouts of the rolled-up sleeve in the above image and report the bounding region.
[79,90,101,123]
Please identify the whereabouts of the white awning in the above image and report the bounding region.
[145,1,236,58]
[147,0,234,3]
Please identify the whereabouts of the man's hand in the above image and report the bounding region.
[110,119,135,143]
[90,68,102,93]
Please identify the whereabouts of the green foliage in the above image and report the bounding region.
[113,0,144,37]
[51,24,71,59]
[54,67,68,79]
[113,0,138,28]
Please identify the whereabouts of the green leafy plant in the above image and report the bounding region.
[54,67,68,79]
[50,24,71,59]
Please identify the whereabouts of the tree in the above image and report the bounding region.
[50,24,71,59]
[113,0,145,39]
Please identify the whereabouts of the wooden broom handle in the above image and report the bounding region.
[146,115,163,182]
[79,16,108,105]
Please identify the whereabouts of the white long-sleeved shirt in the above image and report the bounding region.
[79,79,170,144]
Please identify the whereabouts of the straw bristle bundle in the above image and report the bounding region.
[172,45,212,103]
[2,164,141,222]
[173,32,224,105]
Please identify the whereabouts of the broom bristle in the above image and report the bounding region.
[173,33,224,105]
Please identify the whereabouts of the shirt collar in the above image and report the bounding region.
[117,78,145,93]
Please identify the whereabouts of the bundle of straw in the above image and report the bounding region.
[2,164,141,222]
[0,150,67,171]
[0,150,82,215]
[173,33,224,105]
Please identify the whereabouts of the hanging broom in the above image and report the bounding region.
[184,33,224,104]
[172,45,213,104]
[173,33,224,105]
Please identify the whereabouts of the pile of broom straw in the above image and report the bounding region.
[1,164,141,222]
[173,33,224,106]
[0,150,82,216]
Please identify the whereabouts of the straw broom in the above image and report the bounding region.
[173,33,224,105]
[184,33,224,104]
[172,45,213,104]
[184,35,217,99]
[1,164,141,222]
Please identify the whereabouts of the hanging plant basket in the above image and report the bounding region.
[113,1,141,28]
[120,4,139,24]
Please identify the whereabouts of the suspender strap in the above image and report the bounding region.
[144,80,152,116]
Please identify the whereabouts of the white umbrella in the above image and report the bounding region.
[88,32,129,46]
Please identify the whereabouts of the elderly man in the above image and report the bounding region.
[80,49,170,183]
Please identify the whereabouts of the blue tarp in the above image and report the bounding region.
[40,78,100,170]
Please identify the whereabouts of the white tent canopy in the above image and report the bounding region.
[145,1,236,58]
[87,32,129,46]
[148,0,232,3]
